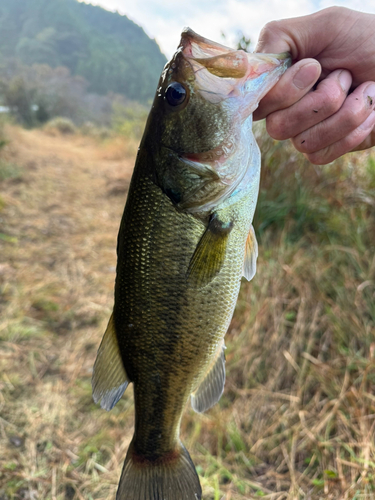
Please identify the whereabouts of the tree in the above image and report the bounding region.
[2,76,36,126]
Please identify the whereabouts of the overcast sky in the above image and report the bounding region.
[78,0,375,58]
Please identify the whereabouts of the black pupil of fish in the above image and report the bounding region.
[165,82,186,106]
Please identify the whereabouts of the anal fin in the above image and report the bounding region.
[191,342,226,413]
[187,215,233,287]
[92,313,130,411]
[243,224,258,281]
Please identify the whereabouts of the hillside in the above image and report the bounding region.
[0,0,167,102]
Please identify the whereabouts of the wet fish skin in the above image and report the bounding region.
[92,28,290,500]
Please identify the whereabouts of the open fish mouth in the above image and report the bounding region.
[180,28,290,78]
[179,28,291,105]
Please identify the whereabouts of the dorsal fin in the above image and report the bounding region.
[191,342,226,413]
[243,224,258,281]
[92,313,130,411]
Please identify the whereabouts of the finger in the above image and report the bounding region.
[254,59,321,121]
[303,113,375,165]
[351,129,375,152]
[294,82,375,155]
[266,69,352,140]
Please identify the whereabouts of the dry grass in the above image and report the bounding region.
[0,123,374,500]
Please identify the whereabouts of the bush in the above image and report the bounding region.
[44,117,77,135]
[80,121,112,140]
[112,100,148,139]
[0,115,8,152]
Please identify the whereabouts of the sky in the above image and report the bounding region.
[78,0,375,58]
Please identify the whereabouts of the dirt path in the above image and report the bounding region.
[1,125,134,308]
[0,126,137,499]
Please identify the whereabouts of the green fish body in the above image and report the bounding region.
[92,29,290,500]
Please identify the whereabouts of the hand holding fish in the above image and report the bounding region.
[254,6,375,164]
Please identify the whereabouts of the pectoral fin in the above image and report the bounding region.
[92,313,130,411]
[191,342,226,413]
[243,224,258,281]
[187,215,233,287]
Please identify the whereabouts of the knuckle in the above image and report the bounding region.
[293,128,321,154]
[306,150,331,165]
[266,113,289,141]
[260,20,282,37]
[291,136,310,153]
[347,126,370,148]
[319,87,343,115]
[343,109,363,130]
[315,6,345,24]
[342,98,369,129]
[257,21,286,50]
[323,6,343,16]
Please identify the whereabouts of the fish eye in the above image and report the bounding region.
[165,82,187,106]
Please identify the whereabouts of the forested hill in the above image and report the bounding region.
[0,0,167,102]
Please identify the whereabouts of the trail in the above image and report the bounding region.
[1,126,134,307]
[0,126,137,499]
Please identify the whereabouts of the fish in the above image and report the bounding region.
[92,28,290,500]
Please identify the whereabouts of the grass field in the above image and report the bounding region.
[0,122,374,500]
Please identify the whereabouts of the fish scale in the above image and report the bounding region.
[91,28,290,499]
[114,173,243,440]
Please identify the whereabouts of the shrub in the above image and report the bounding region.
[44,117,77,135]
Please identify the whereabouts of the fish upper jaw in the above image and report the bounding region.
[179,28,236,59]
[179,28,291,110]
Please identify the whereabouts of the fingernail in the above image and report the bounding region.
[359,110,375,130]
[364,83,375,108]
[338,70,352,92]
[293,62,320,90]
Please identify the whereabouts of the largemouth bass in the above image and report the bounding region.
[92,29,290,500]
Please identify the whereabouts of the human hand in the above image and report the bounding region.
[254,7,375,164]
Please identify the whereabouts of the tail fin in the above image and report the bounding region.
[116,441,202,500]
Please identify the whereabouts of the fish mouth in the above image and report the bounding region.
[179,28,291,105]
[181,28,289,78]
[179,28,238,61]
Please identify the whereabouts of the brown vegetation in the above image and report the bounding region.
[0,123,374,499]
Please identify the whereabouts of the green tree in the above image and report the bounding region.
[237,32,251,52]
[2,76,36,126]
